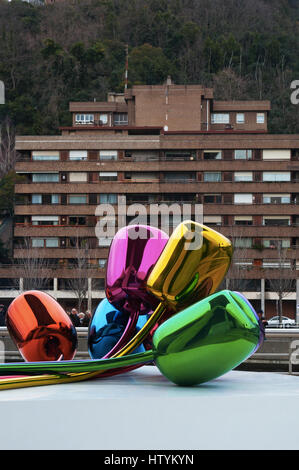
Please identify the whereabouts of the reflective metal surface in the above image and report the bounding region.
[153,290,261,386]
[0,291,261,389]
[0,223,235,390]
[88,298,147,359]
[106,224,169,315]
[6,291,77,362]
[147,221,233,312]
[233,291,265,353]
[108,221,233,358]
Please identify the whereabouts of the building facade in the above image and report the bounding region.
[2,81,299,317]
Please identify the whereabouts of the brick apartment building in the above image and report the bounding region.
[2,79,299,318]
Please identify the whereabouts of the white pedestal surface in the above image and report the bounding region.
[0,367,298,450]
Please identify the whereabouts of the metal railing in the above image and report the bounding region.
[1,327,299,371]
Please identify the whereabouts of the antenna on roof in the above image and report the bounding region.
[124,44,129,91]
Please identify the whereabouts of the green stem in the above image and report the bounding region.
[0,350,155,376]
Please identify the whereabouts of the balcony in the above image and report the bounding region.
[0,264,106,279]
[15,159,299,174]
[219,225,299,237]
[13,248,109,259]
[14,224,96,237]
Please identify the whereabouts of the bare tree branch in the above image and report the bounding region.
[66,236,91,311]
[265,245,296,322]
[14,238,52,292]
[0,117,19,178]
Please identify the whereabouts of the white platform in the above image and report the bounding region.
[0,367,299,450]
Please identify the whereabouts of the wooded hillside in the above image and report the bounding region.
[0,0,298,134]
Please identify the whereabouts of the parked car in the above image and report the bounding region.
[267,316,296,328]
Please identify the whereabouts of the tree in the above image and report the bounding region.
[14,238,52,292]
[0,170,24,216]
[0,116,19,177]
[223,226,255,293]
[66,237,91,312]
[265,245,296,323]
[128,44,173,85]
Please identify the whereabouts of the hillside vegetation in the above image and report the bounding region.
[0,0,299,134]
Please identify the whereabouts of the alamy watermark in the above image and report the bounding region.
[95,196,204,250]
[290,80,299,105]
[0,80,4,105]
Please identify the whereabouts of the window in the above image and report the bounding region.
[31,216,59,226]
[211,113,230,124]
[263,172,291,182]
[69,172,88,182]
[99,114,108,125]
[234,172,253,182]
[234,216,253,226]
[203,216,222,226]
[32,238,44,248]
[113,113,128,125]
[204,172,221,182]
[32,237,59,248]
[263,194,290,204]
[45,238,59,248]
[263,216,291,226]
[69,195,88,204]
[69,150,88,161]
[92,278,105,290]
[31,194,59,204]
[234,150,252,160]
[263,239,290,249]
[32,151,59,161]
[165,151,195,161]
[32,173,59,182]
[69,216,86,226]
[234,238,252,248]
[98,237,113,247]
[234,193,253,204]
[256,113,265,124]
[164,172,196,182]
[126,172,159,181]
[75,114,94,124]
[99,151,117,161]
[203,151,222,160]
[263,259,291,269]
[99,194,117,204]
[32,194,42,204]
[263,150,290,161]
[99,172,118,181]
[204,194,222,204]
[236,113,245,124]
[98,259,107,268]
[234,260,253,268]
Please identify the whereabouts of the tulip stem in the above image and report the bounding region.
[110,302,165,358]
[0,350,155,376]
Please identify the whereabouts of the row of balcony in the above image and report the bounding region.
[0,264,297,281]
[14,181,299,194]
[11,244,299,257]
[14,203,299,217]
[15,158,299,169]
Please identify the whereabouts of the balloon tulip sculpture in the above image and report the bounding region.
[0,221,264,391]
